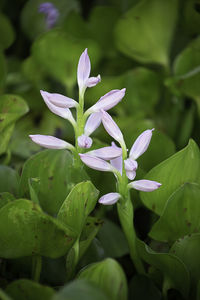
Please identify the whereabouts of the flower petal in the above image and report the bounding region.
[98,192,121,205]
[84,112,102,136]
[79,154,113,172]
[29,135,74,150]
[40,91,75,124]
[40,90,77,108]
[86,75,101,88]
[101,110,124,144]
[110,142,122,174]
[126,170,136,180]
[87,88,126,113]
[129,129,154,160]
[124,158,138,171]
[128,180,161,192]
[77,48,91,92]
[78,135,92,149]
[87,146,122,160]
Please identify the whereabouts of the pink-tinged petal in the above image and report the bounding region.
[77,48,91,92]
[126,170,136,180]
[87,146,122,160]
[86,75,101,88]
[79,154,113,172]
[128,180,161,192]
[101,110,124,144]
[110,142,123,174]
[87,88,126,113]
[98,192,121,205]
[129,129,154,160]
[124,158,138,171]
[78,135,92,149]
[29,135,74,150]
[40,91,75,124]
[84,112,102,136]
[40,90,77,108]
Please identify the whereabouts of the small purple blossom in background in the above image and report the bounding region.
[39,2,59,29]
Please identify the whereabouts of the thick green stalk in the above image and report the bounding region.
[32,255,42,282]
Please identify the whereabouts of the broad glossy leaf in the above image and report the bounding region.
[21,0,79,40]
[32,29,101,87]
[0,199,75,258]
[78,258,128,300]
[19,149,88,215]
[0,192,15,209]
[0,94,29,155]
[165,37,200,110]
[129,275,161,300]
[137,239,190,298]
[170,234,200,287]
[6,279,54,300]
[97,219,129,258]
[52,279,109,300]
[0,166,19,196]
[150,183,200,242]
[57,181,99,235]
[0,13,15,49]
[115,0,178,66]
[141,140,200,215]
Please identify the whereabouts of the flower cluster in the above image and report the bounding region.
[39,2,60,29]
[79,110,161,205]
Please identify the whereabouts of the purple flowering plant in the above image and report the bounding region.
[29,49,161,274]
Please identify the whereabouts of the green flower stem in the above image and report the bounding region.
[117,194,145,274]
[32,255,42,282]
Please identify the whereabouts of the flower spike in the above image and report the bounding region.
[29,135,74,150]
[99,193,121,205]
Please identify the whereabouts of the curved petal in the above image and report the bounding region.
[87,88,126,113]
[128,180,161,192]
[129,129,154,160]
[84,112,102,136]
[87,146,122,160]
[110,142,123,174]
[101,110,124,144]
[86,75,101,88]
[98,192,121,205]
[40,90,77,108]
[79,154,113,172]
[124,158,138,171]
[78,135,93,149]
[77,48,91,92]
[29,135,74,150]
[126,170,136,180]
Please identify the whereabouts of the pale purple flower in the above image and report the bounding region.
[29,135,74,150]
[98,193,121,205]
[78,135,92,149]
[40,91,78,108]
[86,89,126,114]
[128,180,161,192]
[110,142,123,175]
[129,129,154,160]
[84,113,102,136]
[39,2,59,29]
[79,154,114,172]
[101,110,124,145]
[87,146,122,160]
[77,49,100,94]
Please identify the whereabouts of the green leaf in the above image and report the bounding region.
[165,37,200,110]
[183,0,200,36]
[0,199,75,258]
[0,13,15,50]
[150,183,200,242]
[115,0,179,66]
[97,219,129,258]
[52,279,109,300]
[0,192,15,210]
[141,139,200,215]
[78,258,128,300]
[6,279,54,300]
[57,181,99,235]
[31,29,101,87]
[129,275,161,300]
[170,234,200,287]
[19,149,88,215]
[0,166,19,196]
[0,94,29,155]
[137,239,190,298]
[0,51,6,92]
[21,0,79,40]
